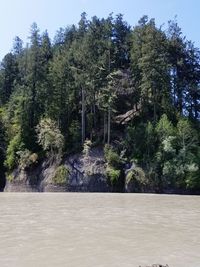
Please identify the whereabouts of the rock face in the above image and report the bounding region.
[65,148,109,192]
[4,147,109,192]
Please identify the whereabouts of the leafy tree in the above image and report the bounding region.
[36,118,64,160]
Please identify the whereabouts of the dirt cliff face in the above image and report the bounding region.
[4,148,110,192]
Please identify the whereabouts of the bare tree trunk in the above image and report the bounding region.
[81,86,85,144]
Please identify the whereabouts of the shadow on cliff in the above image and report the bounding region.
[0,173,6,191]
[0,147,6,191]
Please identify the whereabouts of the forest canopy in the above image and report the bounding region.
[0,13,199,192]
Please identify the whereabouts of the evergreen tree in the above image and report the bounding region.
[0,53,19,104]
[131,16,171,122]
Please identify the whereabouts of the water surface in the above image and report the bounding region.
[0,193,199,267]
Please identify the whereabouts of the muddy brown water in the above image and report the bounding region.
[0,193,199,267]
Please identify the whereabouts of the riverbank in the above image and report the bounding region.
[3,146,200,194]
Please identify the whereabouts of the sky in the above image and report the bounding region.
[0,0,199,60]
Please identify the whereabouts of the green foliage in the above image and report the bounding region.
[68,120,81,152]
[17,149,38,170]
[126,166,147,192]
[155,116,200,189]
[36,118,64,158]
[0,109,6,175]
[83,139,92,156]
[0,53,19,104]
[52,165,69,185]
[104,144,124,191]
[156,114,175,141]
[176,118,198,151]
[5,134,24,170]
[125,123,146,160]
[185,166,200,190]
[126,166,146,185]
[104,145,121,168]
[106,167,121,186]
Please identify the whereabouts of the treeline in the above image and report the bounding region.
[0,13,199,192]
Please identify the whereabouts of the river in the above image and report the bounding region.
[0,193,199,267]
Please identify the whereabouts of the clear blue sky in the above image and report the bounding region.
[0,0,199,60]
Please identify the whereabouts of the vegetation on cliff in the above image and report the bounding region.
[0,13,199,192]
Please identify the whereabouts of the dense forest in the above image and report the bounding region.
[0,13,199,192]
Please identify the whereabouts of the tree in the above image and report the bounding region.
[12,36,23,55]
[113,14,131,69]
[0,53,19,104]
[131,16,171,122]
[36,118,64,160]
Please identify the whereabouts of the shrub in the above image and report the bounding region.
[52,165,69,185]
[106,167,120,186]
[126,166,147,192]
[5,133,24,170]
[104,145,121,168]
[83,139,92,157]
[17,149,38,170]
[126,166,146,185]
[185,168,200,190]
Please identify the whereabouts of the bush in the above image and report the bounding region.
[17,149,38,170]
[106,167,121,186]
[104,145,121,168]
[52,165,69,185]
[5,134,24,170]
[185,168,200,190]
[126,166,147,192]
[83,139,92,157]
[126,166,146,185]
